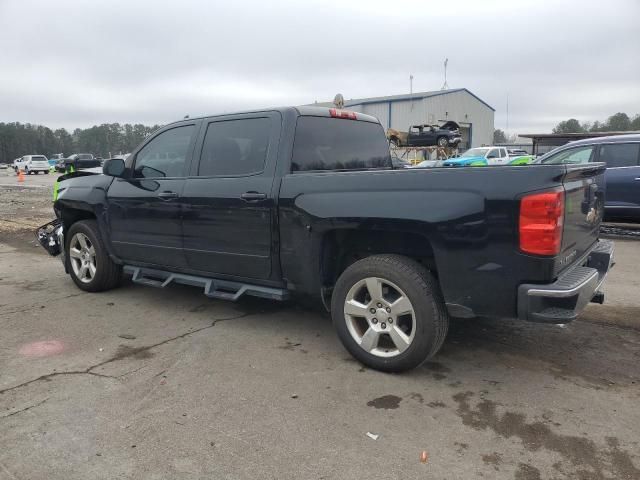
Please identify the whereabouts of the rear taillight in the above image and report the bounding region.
[519,189,564,255]
[329,108,357,120]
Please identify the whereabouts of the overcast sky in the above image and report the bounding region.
[1,0,638,134]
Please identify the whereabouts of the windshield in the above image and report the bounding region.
[77,154,94,160]
[32,156,47,161]
[461,148,490,158]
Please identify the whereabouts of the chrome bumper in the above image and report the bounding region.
[517,239,615,323]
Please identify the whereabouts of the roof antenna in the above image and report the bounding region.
[441,58,449,90]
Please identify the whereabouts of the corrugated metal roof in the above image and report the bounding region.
[343,88,495,112]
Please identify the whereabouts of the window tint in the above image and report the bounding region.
[291,117,391,172]
[541,146,594,165]
[487,149,499,158]
[198,118,270,176]
[134,125,194,178]
[598,143,640,168]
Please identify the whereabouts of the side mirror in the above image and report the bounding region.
[103,158,126,177]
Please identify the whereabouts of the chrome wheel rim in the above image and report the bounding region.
[69,233,96,283]
[344,277,416,358]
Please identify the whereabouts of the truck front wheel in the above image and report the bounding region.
[66,220,122,292]
[331,254,449,372]
[437,136,448,148]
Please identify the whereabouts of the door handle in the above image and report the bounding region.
[241,192,267,201]
[158,191,179,200]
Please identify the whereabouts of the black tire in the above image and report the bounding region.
[66,220,122,292]
[44,170,49,174]
[331,254,449,372]
[437,136,448,148]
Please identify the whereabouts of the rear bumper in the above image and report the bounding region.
[517,239,614,323]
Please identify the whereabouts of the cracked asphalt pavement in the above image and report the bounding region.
[1,231,640,479]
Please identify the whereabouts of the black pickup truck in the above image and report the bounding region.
[38,106,614,372]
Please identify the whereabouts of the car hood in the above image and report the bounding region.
[439,121,460,131]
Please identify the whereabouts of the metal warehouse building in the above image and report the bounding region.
[317,88,495,149]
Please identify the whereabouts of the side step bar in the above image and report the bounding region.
[123,266,289,302]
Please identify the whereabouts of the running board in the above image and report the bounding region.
[123,266,288,302]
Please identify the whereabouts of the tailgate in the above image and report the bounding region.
[557,163,607,274]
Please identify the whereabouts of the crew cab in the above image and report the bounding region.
[14,155,50,174]
[37,106,613,372]
[388,122,462,148]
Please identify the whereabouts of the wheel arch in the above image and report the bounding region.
[58,206,97,232]
[320,227,438,291]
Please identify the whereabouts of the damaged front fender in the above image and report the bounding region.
[36,219,64,259]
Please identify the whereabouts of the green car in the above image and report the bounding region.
[508,155,534,165]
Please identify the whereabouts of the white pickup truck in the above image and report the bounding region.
[453,146,511,166]
[14,155,50,174]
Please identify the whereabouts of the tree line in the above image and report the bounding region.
[0,122,162,163]
[494,112,640,144]
[552,112,640,134]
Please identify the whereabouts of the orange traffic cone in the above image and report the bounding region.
[17,170,25,183]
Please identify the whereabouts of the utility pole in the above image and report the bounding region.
[410,74,414,110]
[441,58,449,90]
[506,93,510,138]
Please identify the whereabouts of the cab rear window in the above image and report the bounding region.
[291,117,391,172]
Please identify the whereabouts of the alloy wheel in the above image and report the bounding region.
[69,232,97,283]
[343,277,416,358]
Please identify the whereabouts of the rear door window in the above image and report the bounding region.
[198,117,271,177]
[598,143,640,168]
[291,117,391,172]
[541,146,595,164]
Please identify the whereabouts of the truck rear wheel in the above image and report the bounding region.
[331,254,449,372]
[66,220,122,292]
[437,136,448,147]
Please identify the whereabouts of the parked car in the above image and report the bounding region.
[411,159,443,168]
[508,155,534,165]
[537,134,640,221]
[56,153,101,172]
[508,148,529,157]
[448,146,511,166]
[391,156,411,169]
[441,156,487,167]
[388,121,462,148]
[48,153,64,167]
[14,155,50,174]
[37,106,613,372]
